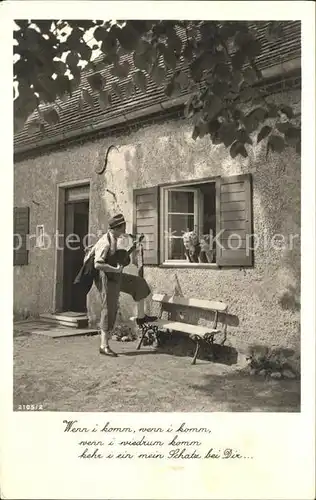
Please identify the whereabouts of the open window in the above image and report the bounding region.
[133,173,253,268]
[161,183,216,263]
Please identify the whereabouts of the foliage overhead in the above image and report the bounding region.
[13,20,301,157]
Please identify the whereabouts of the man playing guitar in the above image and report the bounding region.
[90,213,157,357]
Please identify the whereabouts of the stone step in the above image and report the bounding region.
[15,320,98,338]
[40,313,89,329]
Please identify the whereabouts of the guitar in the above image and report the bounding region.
[106,233,145,270]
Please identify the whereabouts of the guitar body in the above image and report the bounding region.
[107,249,131,268]
[106,233,145,271]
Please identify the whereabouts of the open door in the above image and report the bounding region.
[63,189,90,312]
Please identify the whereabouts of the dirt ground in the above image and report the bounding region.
[13,328,300,412]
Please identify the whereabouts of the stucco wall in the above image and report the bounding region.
[14,89,301,352]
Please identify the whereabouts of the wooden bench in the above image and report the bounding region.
[134,294,228,365]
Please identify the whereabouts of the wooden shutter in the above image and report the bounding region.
[133,187,159,265]
[216,174,253,267]
[13,207,30,266]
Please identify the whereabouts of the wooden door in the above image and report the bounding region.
[63,200,89,312]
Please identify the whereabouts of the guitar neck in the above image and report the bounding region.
[126,238,143,256]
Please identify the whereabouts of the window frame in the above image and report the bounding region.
[159,176,219,267]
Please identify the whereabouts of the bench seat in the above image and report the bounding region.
[148,319,221,338]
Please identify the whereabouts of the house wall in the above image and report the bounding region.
[14,89,301,352]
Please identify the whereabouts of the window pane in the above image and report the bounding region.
[168,190,194,213]
[167,237,186,260]
[167,214,195,237]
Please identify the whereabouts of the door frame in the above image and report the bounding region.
[53,179,91,312]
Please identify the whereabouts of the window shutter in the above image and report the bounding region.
[13,207,30,266]
[133,187,159,265]
[216,174,253,267]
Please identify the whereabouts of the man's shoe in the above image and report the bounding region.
[99,347,118,357]
[136,315,158,326]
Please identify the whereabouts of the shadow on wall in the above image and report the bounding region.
[253,144,301,313]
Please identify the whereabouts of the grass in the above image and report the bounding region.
[13,331,300,412]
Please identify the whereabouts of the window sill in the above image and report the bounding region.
[159,262,219,269]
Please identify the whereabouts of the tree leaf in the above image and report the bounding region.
[242,39,261,58]
[234,31,254,48]
[192,125,199,140]
[212,79,229,97]
[280,105,294,119]
[232,50,245,70]
[175,70,189,89]
[165,79,180,98]
[87,72,104,91]
[285,126,300,145]
[268,134,285,153]
[27,118,42,133]
[160,45,177,70]
[205,94,222,121]
[124,80,135,98]
[129,20,148,36]
[218,122,237,147]
[133,70,147,92]
[237,143,248,158]
[43,107,60,125]
[247,107,267,122]
[230,70,243,92]
[100,31,118,55]
[54,59,67,75]
[257,125,272,143]
[266,21,284,41]
[198,122,210,138]
[208,119,220,135]
[78,42,92,62]
[82,88,94,108]
[135,39,151,55]
[65,52,79,71]
[133,52,151,73]
[230,141,248,158]
[151,65,166,86]
[243,67,257,84]
[117,24,140,51]
[236,128,252,145]
[111,61,130,78]
[276,122,290,134]
[190,58,204,82]
[121,60,131,77]
[111,82,123,99]
[266,102,279,118]
[183,43,194,61]
[98,90,111,109]
[214,63,231,80]
[192,110,203,126]
[240,86,257,102]
[167,29,183,54]
[184,97,195,119]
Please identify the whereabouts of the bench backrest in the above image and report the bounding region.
[152,294,227,313]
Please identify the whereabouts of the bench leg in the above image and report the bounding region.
[136,325,147,350]
[191,339,200,365]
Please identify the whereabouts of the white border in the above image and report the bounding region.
[1,2,315,499]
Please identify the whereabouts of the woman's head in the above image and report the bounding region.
[182,231,199,250]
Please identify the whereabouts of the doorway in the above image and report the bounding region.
[62,186,90,312]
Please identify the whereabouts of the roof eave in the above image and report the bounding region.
[14,57,301,156]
